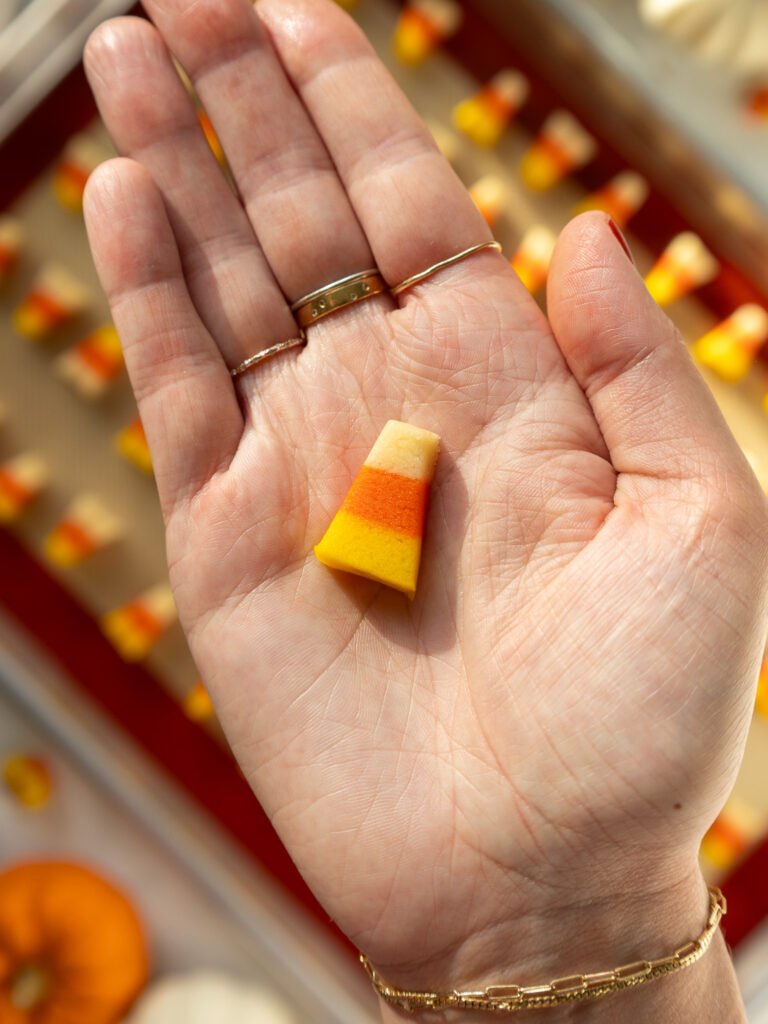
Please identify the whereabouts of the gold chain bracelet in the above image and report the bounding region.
[361,887,726,1013]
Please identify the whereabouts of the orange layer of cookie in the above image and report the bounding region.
[531,135,576,176]
[0,469,31,506]
[48,520,98,561]
[705,817,748,852]
[476,84,516,122]
[76,338,121,377]
[121,602,164,639]
[23,289,69,326]
[340,465,429,537]
[57,160,90,192]
[577,185,633,227]
[401,7,444,47]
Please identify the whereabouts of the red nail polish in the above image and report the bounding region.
[607,217,635,265]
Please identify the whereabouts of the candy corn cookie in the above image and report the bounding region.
[53,133,109,212]
[183,681,215,722]
[101,583,177,661]
[315,421,440,598]
[13,264,90,340]
[393,0,462,65]
[56,324,124,397]
[115,417,153,475]
[693,305,768,382]
[644,232,719,307]
[520,110,596,192]
[511,225,557,295]
[468,175,508,229]
[0,454,47,522]
[573,170,649,228]
[44,494,123,567]
[452,69,529,147]
[700,797,767,873]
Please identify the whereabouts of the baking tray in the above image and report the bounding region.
[474,0,768,299]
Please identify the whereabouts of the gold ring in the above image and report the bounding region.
[390,241,503,297]
[230,334,305,378]
[291,270,386,329]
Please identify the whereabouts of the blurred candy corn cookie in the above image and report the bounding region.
[644,232,719,307]
[520,111,596,192]
[693,305,768,382]
[102,583,177,661]
[53,133,110,212]
[56,324,124,398]
[115,417,153,475]
[468,175,508,229]
[394,0,462,65]
[511,225,557,295]
[44,494,123,567]
[183,681,215,722]
[453,69,529,147]
[574,171,649,228]
[13,264,90,340]
[0,454,47,523]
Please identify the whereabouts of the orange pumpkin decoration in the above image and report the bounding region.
[0,861,149,1024]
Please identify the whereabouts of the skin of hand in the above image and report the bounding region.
[82,0,768,1018]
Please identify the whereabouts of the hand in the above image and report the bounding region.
[83,0,767,1018]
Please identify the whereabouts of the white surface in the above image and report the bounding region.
[737,918,768,1022]
[125,971,296,1024]
[0,0,24,32]
[639,0,768,76]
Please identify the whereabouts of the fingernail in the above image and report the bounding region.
[607,217,635,265]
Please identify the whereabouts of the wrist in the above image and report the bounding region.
[367,866,736,1022]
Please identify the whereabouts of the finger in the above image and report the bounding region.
[546,213,748,500]
[257,0,500,291]
[83,158,242,512]
[140,0,386,311]
[84,18,299,371]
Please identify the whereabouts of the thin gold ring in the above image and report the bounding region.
[291,269,386,329]
[390,241,503,297]
[230,334,305,378]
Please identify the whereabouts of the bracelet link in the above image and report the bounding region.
[361,887,725,1013]
[709,893,727,926]
[485,985,522,999]
[519,983,555,999]
[582,969,617,989]
[613,959,652,983]
[674,940,701,962]
[550,974,588,995]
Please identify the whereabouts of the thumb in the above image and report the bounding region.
[547,213,748,503]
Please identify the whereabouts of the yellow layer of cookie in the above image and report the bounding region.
[314,510,422,599]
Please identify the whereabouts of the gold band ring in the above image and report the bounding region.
[390,241,503,297]
[291,269,386,329]
[230,334,305,378]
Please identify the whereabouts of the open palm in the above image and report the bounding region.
[84,0,768,1001]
